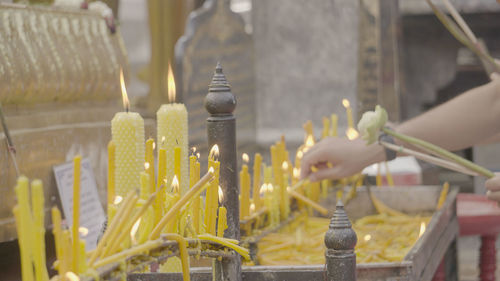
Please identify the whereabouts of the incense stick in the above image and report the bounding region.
[0,103,19,176]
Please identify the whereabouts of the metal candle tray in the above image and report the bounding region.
[129,185,459,281]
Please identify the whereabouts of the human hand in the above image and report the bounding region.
[485,173,500,203]
[300,136,384,182]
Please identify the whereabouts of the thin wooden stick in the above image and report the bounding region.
[0,103,19,176]
[380,141,478,176]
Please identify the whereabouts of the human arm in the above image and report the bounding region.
[301,79,500,181]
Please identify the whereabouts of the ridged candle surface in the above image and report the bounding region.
[157,103,188,193]
[111,112,145,197]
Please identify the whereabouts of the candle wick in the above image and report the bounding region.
[176,139,179,145]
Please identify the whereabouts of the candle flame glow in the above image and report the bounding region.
[113,196,123,205]
[171,175,179,193]
[282,161,289,171]
[78,227,89,237]
[167,63,176,103]
[120,68,130,112]
[364,234,371,241]
[260,183,267,195]
[218,185,224,203]
[130,218,141,243]
[161,136,166,145]
[342,99,350,108]
[293,168,300,178]
[66,272,80,281]
[209,167,215,174]
[268,183,274,192]
[242,153,249,163]
[419,221,426,237]
[152,142,156,150]
[144,162,150,170]
[250,203,255,213]
[196,152,201,159]
[209,144,220,161]
[297,150,304,159]
[346,128,359,140]
[305,135,314,147]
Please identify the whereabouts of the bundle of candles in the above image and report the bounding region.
[253,183,449,266]
[12,66,250,281]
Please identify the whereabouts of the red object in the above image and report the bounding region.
[457,193,500,281]
[432,260,445,281]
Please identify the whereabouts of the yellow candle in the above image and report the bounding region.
[78,239,87,274]
[205,145,220,236]
[157,67,188,194]
[31,180,49,281]
[189,155,199,234]
[51,207,63,277]
[163,234,191,281]
[157,148,167,223]
[72,155,81,272]
[280,162,290,220]
[13,205,34,281]
[194,162,201,233]
[384,161,395,186]
[342,99,354,129]
[330,113,338,137]
[322,117,330,139]
[217,207,227,237]
[376,163,382,187]
[287,188,329,215]
[270,145,283,191]
[146,138,155,194]
[112,71,145,197]
[61,229,72,278]
[252,153,262,210]
[240,159,250,219]
[189,155,196,188]
[150,170,214,239]
[140,171,150,200]
[107,140,115,208]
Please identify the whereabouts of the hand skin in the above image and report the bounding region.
[486,173,500,202]
[301,79,500,182]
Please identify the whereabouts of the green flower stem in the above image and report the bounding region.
[382,127,494,178]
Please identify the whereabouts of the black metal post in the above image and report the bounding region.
[324,200,357,281]
[205,62,241,281]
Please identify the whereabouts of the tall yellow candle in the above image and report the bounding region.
[205,145,220,236]
[146,138,155,194]
[322,117,330,139]
[280,162,290,220]
[156,148,167,223]
[140,172,150,200]
[107,140,115,208]
[51,207,63,276]
[31,180,49,281]
[72,155,81,272]
[157,65,188,194]
[342,99,354,129]
[112,70,145,197]
[193,161,201,233]
[240,155,250,219]
[13,205,34,281]
[252,153,262,210]
[78,239,87,274]
[217,207,227,238]
[174,146,182,190]
[330,113,338,137]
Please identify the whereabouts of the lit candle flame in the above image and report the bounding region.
[250,203,255,213]
[268,183,274,192]
[130,218,141,243]
[418,221,426,237]
[144,162,150,170]
[152,142,156,150]
[218,185,224,203]
[364,234,371,241]
[161,136,166,145]
[120,68,130,112]
[167,63,176,103]
[209,144,220,161]
[171,175,179,193]
[305,135,315,147]
[209,167,215,174]
[293,168,300,178]
[342,99,350,108]
[297,150,304,159]
[346,128,359,140]
[66,272,80,281]
[260,183,267,195]
[242,153,249,163]
[196,152,201,159]
[78,227,89,237]
[282,161,289,171]
[113,196,123,205]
